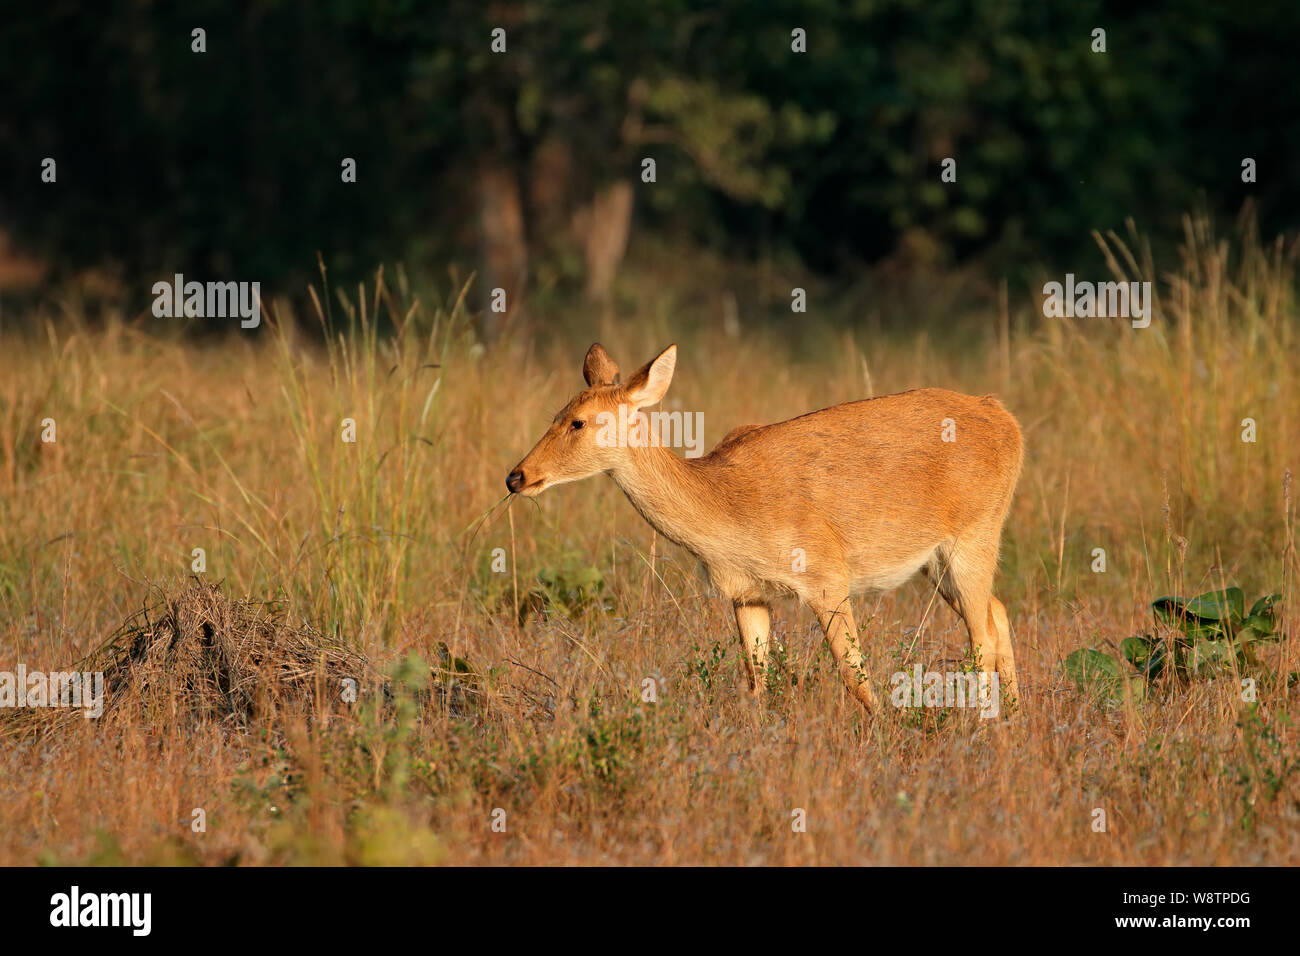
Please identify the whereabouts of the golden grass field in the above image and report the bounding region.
[1,216,1297,864]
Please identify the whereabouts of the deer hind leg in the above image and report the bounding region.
[987,594,1018,700]
[923,544,1005,699]
[733,601,772,697]
[808,592,878,714]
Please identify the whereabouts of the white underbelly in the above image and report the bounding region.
[850,547,934,594]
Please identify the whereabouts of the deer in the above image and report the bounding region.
[506,342,1023,714]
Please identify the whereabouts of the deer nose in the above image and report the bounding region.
[506,468,525,494]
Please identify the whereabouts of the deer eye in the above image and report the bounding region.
[570,419,585,431]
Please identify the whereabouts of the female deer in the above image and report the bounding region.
[507,343,1023,713]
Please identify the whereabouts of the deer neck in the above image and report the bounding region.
[608,445,724,559]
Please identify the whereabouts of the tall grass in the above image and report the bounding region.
[0,214,1296,864]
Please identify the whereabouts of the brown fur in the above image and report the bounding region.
[508,343,1024,712]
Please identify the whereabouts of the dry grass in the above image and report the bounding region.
[0,215,1297,865]
[0,580,390,742]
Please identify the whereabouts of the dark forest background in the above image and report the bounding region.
[2,0,1298,331]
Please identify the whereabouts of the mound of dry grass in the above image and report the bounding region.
[2,581,479,741]
[91,580,379,727]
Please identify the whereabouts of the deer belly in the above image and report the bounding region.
[849,546,935,593]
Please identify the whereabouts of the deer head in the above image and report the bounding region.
[506,342,677,496]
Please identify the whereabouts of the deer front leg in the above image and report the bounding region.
[810,594,879,714]
[733,602,771,697]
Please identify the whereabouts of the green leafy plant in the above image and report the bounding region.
[516,561,610,625]
[690,640,729,705]
[1062,646,1144,704]
[1065,587,1286,703]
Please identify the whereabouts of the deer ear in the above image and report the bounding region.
[624,344,676,409]
[583,343,621,386]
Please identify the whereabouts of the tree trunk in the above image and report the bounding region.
[581,180,633,304]
[477,161,528,342]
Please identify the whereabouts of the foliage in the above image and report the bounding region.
[515,559,611,625]
[4,2,1300,299]
[1065,587,1289,704]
